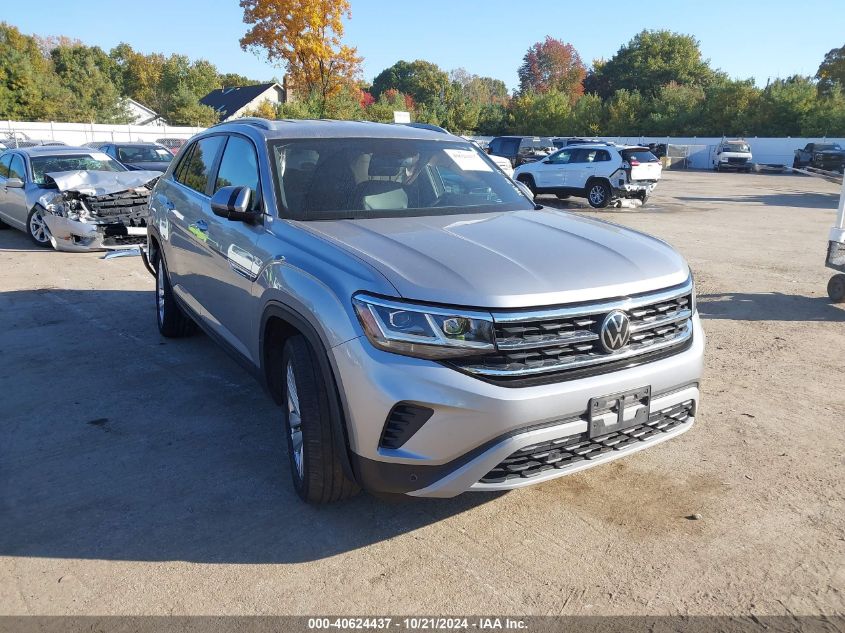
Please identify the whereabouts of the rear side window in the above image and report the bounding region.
[0,154,11,178]
[175,136,225,194]
[8,155,25,180]
[621,149,659,163]
[215,136,261,211]
[500,139,519,155]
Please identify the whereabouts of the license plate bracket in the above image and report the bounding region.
[588,386,651,439]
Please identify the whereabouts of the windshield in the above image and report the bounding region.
[30,153,127,185]
[723,143,750,153]
[270,138,534,220]
[117,146,173,163]
[815,144,842,151]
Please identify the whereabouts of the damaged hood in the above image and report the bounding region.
[45,170,161,196]
[298,209,691,309]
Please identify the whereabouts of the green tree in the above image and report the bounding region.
[51,44,130,123]
[699,78,761,136]
[0,23,71,121]
[587,30,716,99]
[568,93,604,136]
[753,76,817,136]
[517,36,585,104]
[604,89,646,135]
[800,86,845,136]
[816,44,845,95]
[371,60,449,109]
[646,82,705,136]
[167,86,219,126]
[507,90,571,136]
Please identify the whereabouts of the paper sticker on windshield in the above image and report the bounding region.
[444,149,492,172]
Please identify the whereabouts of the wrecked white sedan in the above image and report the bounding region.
[0,145,160,251]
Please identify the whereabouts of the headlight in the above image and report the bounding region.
[352,294,495,359]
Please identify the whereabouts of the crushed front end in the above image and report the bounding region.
[39,171,159,252]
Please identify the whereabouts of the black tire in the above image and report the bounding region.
[26,206,51,247]
[792,157,800,169]
[517,174,536,195]
[828,274,845,304]
[586,180,611,209]
[638,192,649,205]
[155,253,194,337]
[0,217,9,230]
[281,335,359,504]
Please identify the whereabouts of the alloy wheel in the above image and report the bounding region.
[589,185,606,206]
[286,361,304,479]
[156,258,165,326]
[29,211,50,244]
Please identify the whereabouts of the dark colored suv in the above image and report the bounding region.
[488,136,555,168]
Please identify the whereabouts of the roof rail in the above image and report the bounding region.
[212,117,275,130]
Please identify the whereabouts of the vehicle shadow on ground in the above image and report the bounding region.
[0,287,500,565]
[677,190,840,209]
[0,228,51,252]
[698,292,845,322]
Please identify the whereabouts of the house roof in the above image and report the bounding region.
[199,82,281,121]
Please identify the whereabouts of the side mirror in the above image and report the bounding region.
[211,186,258,222]
[5,178,23,188]
[542,159,552,165]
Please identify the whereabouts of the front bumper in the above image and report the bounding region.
[42,216,147,252]
[333,314,705,497]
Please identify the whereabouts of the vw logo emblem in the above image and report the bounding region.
[600,310,631,352]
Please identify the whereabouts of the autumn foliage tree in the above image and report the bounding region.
[239,0,362,116]
[517,36,586,103]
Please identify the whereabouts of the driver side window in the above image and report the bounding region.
[214,135,261,212]
[549,149,573,165]
[8,155,25,181]
[0,154,11,179]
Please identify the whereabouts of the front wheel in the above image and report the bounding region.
[281,336,359,504]
[586,181,611,208]
[26,206,52,247]
[828,274,845,303]
[155,254,195,337]
[516,174,536,195]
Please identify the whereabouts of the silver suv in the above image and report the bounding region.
[147,119,704,503]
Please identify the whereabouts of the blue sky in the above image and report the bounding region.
[5,1,844,91]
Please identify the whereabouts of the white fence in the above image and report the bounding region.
[1,120,205,146]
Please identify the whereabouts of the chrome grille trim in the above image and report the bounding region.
[629,308,691,333]
[490,277,694,324]
[452,277,695,380]
[460,320,692,377]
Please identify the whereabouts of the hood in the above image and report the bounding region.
[45,170,161,196]
[297,209,690,309]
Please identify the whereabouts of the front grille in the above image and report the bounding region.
[480,400,695,484]
[453,280,693,381]
[83,191,150,221]
[727,157,748,164]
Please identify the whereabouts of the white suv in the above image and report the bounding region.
[514,144,662,208]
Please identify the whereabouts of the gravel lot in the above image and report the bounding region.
[1,170,843,616]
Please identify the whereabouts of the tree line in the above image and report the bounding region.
[3,5,845,138]
[0,22,256,126]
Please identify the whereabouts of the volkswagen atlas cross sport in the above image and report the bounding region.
[147,118,704,503]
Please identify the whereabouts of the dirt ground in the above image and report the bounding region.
[1,170,843,617]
